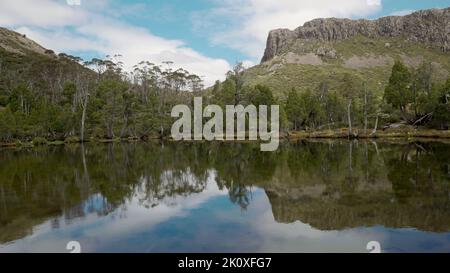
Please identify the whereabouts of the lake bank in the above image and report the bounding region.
[1,128,450,148]
[286,127,450,140]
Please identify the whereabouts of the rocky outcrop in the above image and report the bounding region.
[261,7,450,63]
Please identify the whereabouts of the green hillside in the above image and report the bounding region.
[244,35,450,99]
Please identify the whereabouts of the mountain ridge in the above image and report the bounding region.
[262,7,450,63]
[239,7,450,101]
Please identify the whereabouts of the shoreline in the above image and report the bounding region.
[286,128,450,140]
[1,128,450,148]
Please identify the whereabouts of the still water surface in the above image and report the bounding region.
[0,140,450,253]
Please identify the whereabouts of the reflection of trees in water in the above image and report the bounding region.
[228,184,253,210]
[210,143,277,210]
[285,140,387,198]
[1,141,450,243]
[0,143,211,242]
[272,141,450,231]
[137,168,209,208]
[385,142,450,203]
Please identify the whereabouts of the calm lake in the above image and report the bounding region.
[0,140,450,253]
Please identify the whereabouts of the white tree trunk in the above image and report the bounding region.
[371,115,379,136]
[80,96,88,142]
[364,84,368,135]
[347,100,353,137]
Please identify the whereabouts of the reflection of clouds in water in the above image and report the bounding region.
[0,170,227,253]
[247,192,389,253]
[246,192,450,253]
[87,170,226,238]
[1,177,449,252]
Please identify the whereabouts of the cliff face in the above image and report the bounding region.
[261,8,450,63]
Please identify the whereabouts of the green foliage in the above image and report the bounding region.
[65,136,81,143]
[0,93,8,107]
[212,78,236,106]
[384,60,413,112]
[430,79,450,129]
[32,137,48,146]
[0,106,16,141]
[8,84,34,114]
[298,89,325,129]
[94,77,128,138]
[61,81,76,106]
[13,139,23,146]
[247,84,276,106]
[382,60,449,127]
[285,88,302,130]
[226,62,245,105]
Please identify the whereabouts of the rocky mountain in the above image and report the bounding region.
[262,8,450,63]
[244,7,450,98]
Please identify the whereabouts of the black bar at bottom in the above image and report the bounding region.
[0,253,447,272]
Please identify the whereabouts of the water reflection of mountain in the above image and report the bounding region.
[265,141,450,232]
[0,141,449,243]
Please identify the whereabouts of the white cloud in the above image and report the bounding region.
[193,0,382,61]
[0,0,85,27]
[0,0,384,83]
[242,60,256,68]
[0,170,228,253]
[0,0,231,86]
[366,0,382,7]
[390,9,415,16]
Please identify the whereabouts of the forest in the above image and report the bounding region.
[189,60,449,137]
[0,53,449,144]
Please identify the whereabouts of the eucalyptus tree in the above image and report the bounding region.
[384,61,413,117]
[285,88,302,130]
[76,69,94,142]
[226,62,245,105]
[340,73,363,136]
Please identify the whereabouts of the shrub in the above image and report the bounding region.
[32,137,48,146]
[65,136,81,143]
[49,140,64,146]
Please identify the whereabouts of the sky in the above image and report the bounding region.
[0,0,449,86]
